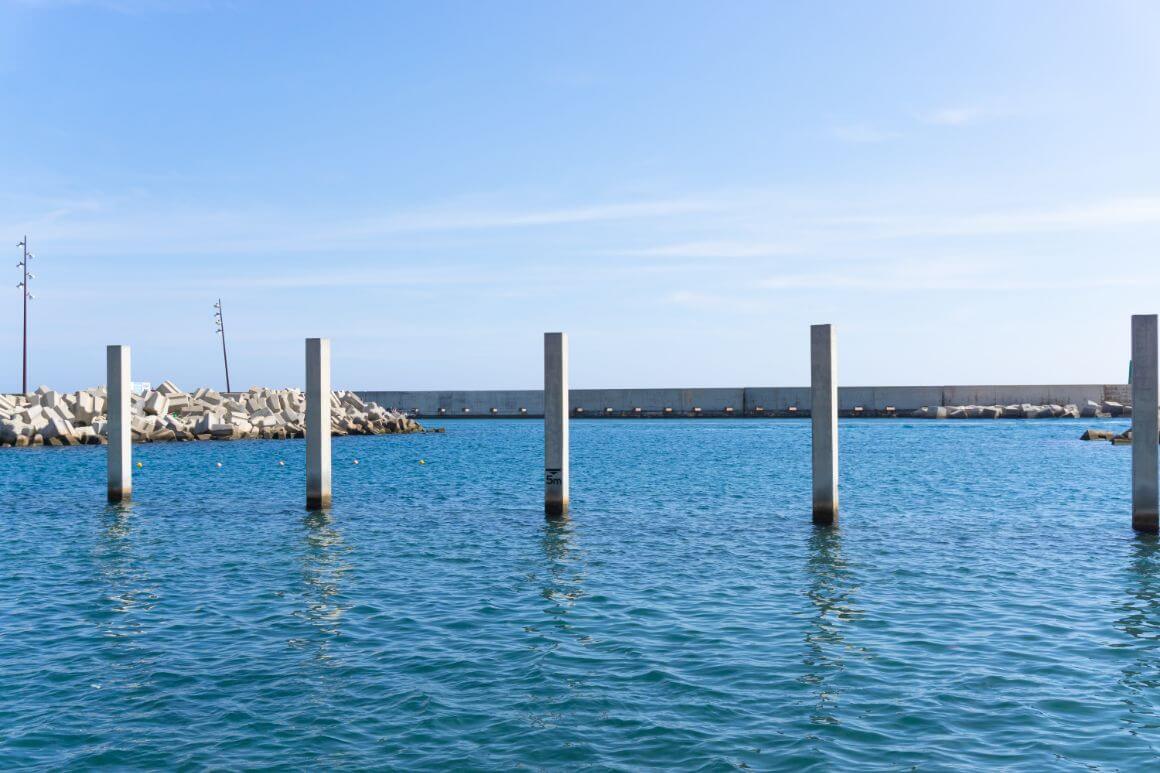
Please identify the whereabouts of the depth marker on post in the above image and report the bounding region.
[544,332,569,517]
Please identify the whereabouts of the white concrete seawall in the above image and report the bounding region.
[356,384,1129,419]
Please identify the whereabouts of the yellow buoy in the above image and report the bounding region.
[135,461,143,469]
[419,459,426,465]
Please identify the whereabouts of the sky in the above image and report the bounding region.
[2,0,1159,392]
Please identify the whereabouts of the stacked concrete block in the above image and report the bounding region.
[0,382,426,447]
[911,402,1086,419]
[143,391,169,416]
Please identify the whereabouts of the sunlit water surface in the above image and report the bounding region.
[1,419,1157,769]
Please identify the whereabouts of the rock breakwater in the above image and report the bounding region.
[0,382,427,447]
[909,400,1128,419]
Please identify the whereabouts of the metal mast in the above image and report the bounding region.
[16,237,34,395]
[214,299,232,393]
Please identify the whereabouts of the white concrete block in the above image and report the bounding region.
[144,391,169,416]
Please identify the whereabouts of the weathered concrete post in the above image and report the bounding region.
[1132,314,1158,533]
[544,332,569,517]
[811,324,838,525]
[306,337,332,509]
[107,344,131,502]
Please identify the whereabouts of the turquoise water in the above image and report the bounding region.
[1,418,1157,769]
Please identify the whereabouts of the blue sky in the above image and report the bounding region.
[2,0,1159,391]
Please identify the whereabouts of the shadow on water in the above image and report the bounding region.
[1116,535,1160,737]
[294,510,351,664]
[801,525,862,727]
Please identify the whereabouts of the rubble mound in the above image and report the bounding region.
[0,382,425,447]
[909,400,1130,419]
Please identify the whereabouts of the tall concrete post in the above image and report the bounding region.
[1132,314,1158,533]
[811,324,838,525]
[544,332,569,517]
[107,345,131,502]
[306,337,332,510]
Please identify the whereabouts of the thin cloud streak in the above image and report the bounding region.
[757,273,1139,292]
[1,196,724,255]
[7,189,1160,265]
[607,240,798,259]
[828,124,901,143]
[919,106,985,126]
[829,197,1160,240]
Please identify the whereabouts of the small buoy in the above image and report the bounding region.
[215,462,222,468]
[353,459,360,465]
[135,461,143,469]
[278,460,285,467]
[419,459,426,465]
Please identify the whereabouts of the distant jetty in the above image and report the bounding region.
[357,386,1133,420]
[0,383,426,447]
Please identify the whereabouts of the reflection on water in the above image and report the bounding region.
[294,510,351,663]
[93,502,157,690]
[1116,536,1160,736]
[522,515,590,727]
[539,517,585,621]
[96,502,156,622]
[802,526,863,726]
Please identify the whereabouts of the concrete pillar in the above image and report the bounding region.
[107,345,131,502]
[306,338,332,509]
[1132,314,1158,533]
[811,324,838,525]
[544,332,569,517]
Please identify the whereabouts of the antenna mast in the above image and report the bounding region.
[16,237,34,395]
[214,299,232,393]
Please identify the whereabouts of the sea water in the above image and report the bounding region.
[0,419,1156,769]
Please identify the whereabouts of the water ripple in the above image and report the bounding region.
[0,419,1157,768]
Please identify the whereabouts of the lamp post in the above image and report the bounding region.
[16,237,35,395]
[214,299,232,393]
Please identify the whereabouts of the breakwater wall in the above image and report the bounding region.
[356,384,1131,418]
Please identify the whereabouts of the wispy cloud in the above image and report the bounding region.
[0,195,724,255]
[609,240,797,259]
[360,198,719,234]
[665,290,772,313]
[829,124,901,144]
[919,106,985,126]
[12,0,218,11]
[756,259,1140,292]
[825,197,1160,239]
